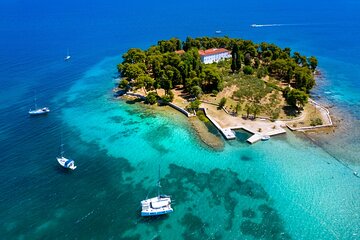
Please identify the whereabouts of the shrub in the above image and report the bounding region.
[162,90,174,103]
[310,118,323,126]
[196,110,208,122]
[145,92,158,105]
[256,67,268,78]
[188,99,201,111]
[191,85,202,98]
[168,90,174,101]
[219,97,227,108]
[243,66,254,75]
[282,86,291,98]
[235,103,242,116]
[162,95,171,103]
[270,108,280,121]
[266,82,282,91]
[118,79,129,89]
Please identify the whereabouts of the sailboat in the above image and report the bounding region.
[140,166,173,216]
[64,49,71,61]
[28,94,50,115]
[56,141,77,170]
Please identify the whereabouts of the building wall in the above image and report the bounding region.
[201,52,231,64]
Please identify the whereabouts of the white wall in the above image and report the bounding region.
[201,52,231,64]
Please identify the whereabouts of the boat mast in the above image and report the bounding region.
[60,144,64,158]
[157,165,161,197]
[33,91,37,110]
[60,133,64,158]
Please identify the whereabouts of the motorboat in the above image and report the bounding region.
[261,135,270,141]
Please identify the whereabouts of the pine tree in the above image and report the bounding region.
[235,52,241,71]
[231,44,238,73]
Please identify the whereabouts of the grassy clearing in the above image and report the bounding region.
[202,68,300,120]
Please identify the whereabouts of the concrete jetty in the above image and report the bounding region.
[201,108,236,139]
[222,128,236,140]
[245,128,286,144]
[201,105,286,143]
[167,102,195,117]
[247,134,262,144]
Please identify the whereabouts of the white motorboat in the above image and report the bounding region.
[261,135,270,141]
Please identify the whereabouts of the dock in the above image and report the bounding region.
[222,128,236,140]
[246,128,286,144]
[167,102,195,117]
[201,107,286,143]
[201,108,236,139]
[246,134,262,144]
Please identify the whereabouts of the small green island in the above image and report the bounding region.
[115,37,332,147]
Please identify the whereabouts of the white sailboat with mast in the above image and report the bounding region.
[56,137,77,170]
[28,93,50,115]
[140,166,173,216]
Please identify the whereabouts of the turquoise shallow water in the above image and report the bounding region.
[16,56,353,239]
[1,56,359,239]
[1,0,360,239]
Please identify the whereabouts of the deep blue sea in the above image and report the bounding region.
[1,1,359,239]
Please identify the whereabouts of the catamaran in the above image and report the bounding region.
[57,142,77,170]
[28,95,50,115]
[140,167,173,216]
[64,49,71,61]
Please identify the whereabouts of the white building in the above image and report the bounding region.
[198,48,231,64]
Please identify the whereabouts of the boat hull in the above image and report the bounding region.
[141,209,173,216]
[261,135,270,141]
[140,196,173,217]
[29,107,50,115]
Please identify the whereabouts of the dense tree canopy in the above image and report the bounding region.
[284,88,309,110]
[117,37,317,112]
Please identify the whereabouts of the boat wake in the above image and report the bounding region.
[251,23,285,28]
[75,210,95,224]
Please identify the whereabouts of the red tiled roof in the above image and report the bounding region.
[198,48,230,56]
[175,50,185,55]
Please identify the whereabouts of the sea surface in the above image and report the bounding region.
[0,1,359,239]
